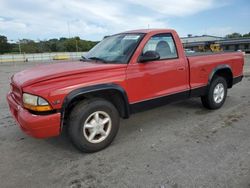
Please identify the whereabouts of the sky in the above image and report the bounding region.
[0,0,249,41]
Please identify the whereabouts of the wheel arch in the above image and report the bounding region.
[208,64,233,88]
[61,83,130,131]
[61,84,130,122]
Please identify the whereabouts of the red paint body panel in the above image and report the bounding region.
[126,30,190,103]
[188,52,244,88]
[22,63,127,109]
[12,61,127,88]
[7,92,60,138]
[6,29,244,139]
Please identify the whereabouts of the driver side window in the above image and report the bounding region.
[143,33,178,60]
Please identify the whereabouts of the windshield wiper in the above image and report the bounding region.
[80,55,87,61]
[88,57,108,63]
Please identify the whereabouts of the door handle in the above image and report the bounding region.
[177,67,185,71]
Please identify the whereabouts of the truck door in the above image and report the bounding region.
[126,33,189,103]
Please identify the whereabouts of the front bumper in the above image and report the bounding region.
[7,92,61,138]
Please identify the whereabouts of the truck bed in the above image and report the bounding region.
[187,51,244,89]
[186,51,241,57]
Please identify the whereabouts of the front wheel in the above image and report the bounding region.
[68,98,120,153]
[201,76,228,109]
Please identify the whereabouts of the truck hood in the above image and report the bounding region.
[12,61,127,87]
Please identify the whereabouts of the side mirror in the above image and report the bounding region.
[139,51,160,63]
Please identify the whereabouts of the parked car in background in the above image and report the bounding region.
[184,48,195,53]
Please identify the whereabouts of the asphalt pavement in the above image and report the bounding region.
[0,56,249,188]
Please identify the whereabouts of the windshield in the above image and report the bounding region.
[86,33,144,64]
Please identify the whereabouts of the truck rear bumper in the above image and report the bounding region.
[7,92,61,138]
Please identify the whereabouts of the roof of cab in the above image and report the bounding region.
[122,29,175,34]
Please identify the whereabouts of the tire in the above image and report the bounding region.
[201,76,227,109]
[68,98,120,153]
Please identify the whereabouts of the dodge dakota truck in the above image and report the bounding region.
[7,29,244,152]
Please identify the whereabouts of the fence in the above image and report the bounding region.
[0,52,87,63]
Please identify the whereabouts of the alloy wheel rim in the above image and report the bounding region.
[83,111,112,144]
[213,83,225,104]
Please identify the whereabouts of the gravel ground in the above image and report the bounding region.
[0,56,250,188]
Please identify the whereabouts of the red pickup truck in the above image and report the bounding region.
[7,29,244,152]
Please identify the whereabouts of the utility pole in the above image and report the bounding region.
[67,22,71,38]
[75,39,79,52]
[18,40,22,54]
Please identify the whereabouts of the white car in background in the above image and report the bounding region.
[185,48,195,53]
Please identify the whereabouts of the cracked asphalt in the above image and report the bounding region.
[0,56,250,188]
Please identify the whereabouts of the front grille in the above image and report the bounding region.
[11,83,22,104]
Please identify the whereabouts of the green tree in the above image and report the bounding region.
[20,39,39,53]
[226,32,242,39]
[243,32,250,38]
[64,38,77,52]
[48,39,59,52]
[0,35,11,54]
[0,35,98,54]
[78,40,98,51]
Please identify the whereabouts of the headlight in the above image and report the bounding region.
[23,93,52,112]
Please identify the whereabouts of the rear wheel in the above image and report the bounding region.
[201,76,227,109]
[68,98,120,153]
